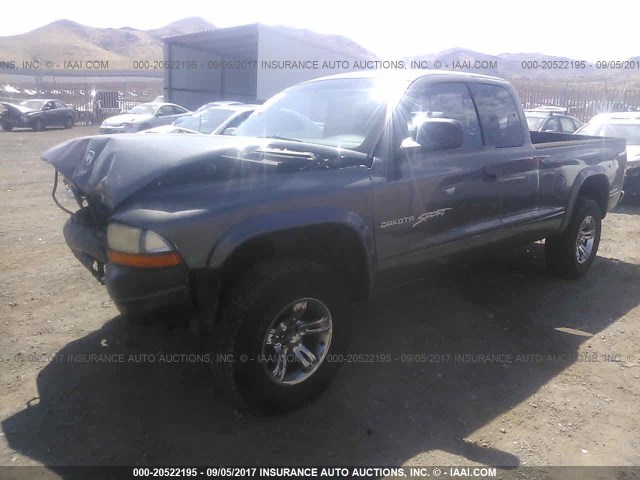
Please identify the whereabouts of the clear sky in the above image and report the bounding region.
[1,0,636,61]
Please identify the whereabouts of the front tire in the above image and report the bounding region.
[213,259,350,413]
[64,116,74,129]
[545,197,602,279]
[32,119,44,132]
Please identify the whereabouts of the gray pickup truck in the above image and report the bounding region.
[43,71,626,412]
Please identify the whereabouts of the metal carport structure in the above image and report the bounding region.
[163,24,375,110]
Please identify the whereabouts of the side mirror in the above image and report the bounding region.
[222,127,236,136]
[405,118,464,152]
[43,105,51,111]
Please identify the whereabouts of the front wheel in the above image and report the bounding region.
[545,197,602,279]
[64,116,74,129]
[32,119,44,131]
[213,259,350,413]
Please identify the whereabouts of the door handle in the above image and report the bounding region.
[482,166,500,182]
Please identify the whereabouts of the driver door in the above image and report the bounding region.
[374,81,503,262]
[155,105,176,126]
[42,101,56,127]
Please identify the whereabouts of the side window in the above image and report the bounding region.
[54,101,66,109]
[227,111,252,128]
[560,117,576,133]
[404,82,482,149]
[468,83,524,147]
[158,106,172,116]
[544,117,559,132]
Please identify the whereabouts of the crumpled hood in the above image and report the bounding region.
[0,102,35,115]
[42,134,366,211]
[101,113,152,126]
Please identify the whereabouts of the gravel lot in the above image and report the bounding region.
[1,127,639,475]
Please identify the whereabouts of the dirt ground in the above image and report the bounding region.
[0,127,639,475]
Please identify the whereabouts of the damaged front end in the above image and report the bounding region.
[52,170,108,283]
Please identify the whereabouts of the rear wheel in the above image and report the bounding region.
[545,197,602,279]
[32,119,44,132]
[213,259,350,413]
[1,122,13,131]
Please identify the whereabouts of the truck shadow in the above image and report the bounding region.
[3,246,640,473]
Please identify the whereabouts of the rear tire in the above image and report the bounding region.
[545,197,602,279]
[213,259,350,413]
[1,122,13,131]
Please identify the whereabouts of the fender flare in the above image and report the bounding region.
[560,167,609,232]
[207,206,376,297]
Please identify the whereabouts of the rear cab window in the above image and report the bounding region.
[468,83,524,147]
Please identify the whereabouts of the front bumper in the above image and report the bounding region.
[105,263,191,317]
[63,211,192,317]
[2,115,33,128]
[624,165,640,195]
[99,125,137,134]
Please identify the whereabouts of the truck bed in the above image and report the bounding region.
[530,131,625,151]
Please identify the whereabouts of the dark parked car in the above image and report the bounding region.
[575,112,640,195]
[144,104,257,135]
[43,71,626,412]
[1,99,76,131]
[524,107,583,133]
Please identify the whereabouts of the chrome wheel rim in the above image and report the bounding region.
[261,298,332,386]
[576,215,596,264]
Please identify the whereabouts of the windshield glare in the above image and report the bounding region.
[174,108,236,134]
[578,122,640,145]
[128,104,157,115]
[234,78,400,150]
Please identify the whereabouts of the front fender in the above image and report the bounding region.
[207,206,376,294]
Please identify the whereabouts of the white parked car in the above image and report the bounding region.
[99,102,190,134]
[143,104,257,135]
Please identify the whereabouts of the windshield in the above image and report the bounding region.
[128,104,157,115]
[234,78,402,150]
[174,108,236,133]
[577,122,640,145]
[19,100,46,110]
[525,114,546,131]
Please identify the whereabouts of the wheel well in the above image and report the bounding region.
[578,175,609,218]
[219,225,370,306]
